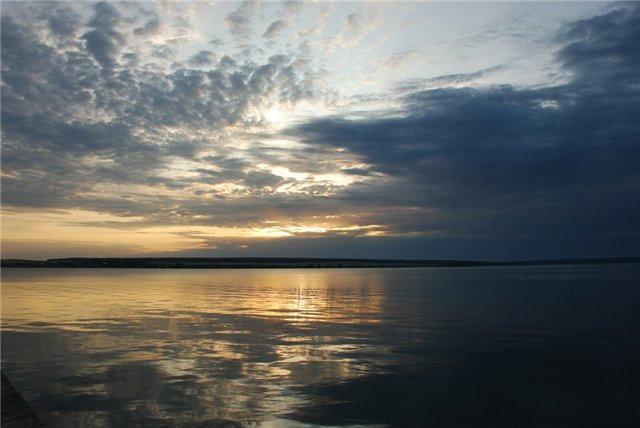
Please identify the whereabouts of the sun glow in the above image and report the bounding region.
[263,104,287,126]
[1,205,393,258]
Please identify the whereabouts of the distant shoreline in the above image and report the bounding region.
[1,257,638,269]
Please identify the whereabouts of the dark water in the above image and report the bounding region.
[1,265,639,427]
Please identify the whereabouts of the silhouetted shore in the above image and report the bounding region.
[1,257,638,269]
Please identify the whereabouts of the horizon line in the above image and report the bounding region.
[2,256,639,265]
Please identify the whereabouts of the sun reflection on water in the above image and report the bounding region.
[1,268,390,426]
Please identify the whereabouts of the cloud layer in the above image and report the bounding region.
[287,3,640,257]
[1,2,638,259]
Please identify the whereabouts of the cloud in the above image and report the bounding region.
[82,1,125,74]
[263,20,287,39]
[323,10,380,55]
[287,3,640,255]
[1,2,319,218]
[188,50,215,66]
[377,49,421,68]
[225,0,259,41]
[556,3,640,84]
[45,5,81,40]
[133,14,161,37]
[261,1,303,40]
[209,37,224,47]
[1,2,638,259]
[395,65,505,92]
[282,1,302,19]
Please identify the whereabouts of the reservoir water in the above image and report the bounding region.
[1,265,639,427]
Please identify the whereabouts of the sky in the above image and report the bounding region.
[1,1,638,260]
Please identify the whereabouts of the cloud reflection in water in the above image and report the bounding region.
[2,266,639,427]
[2,268,390,427]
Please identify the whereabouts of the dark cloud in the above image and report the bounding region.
[287,3,640,257]
[340,167,373,177]
[225,1,258,41]
[243,170,286,189]
[263,20,287,39]
[82,1,125,74]
[556,3,640,84]
[46,5,81,40]
[133,14,160,37]
[209,37,223,47]
[188,50,215,66]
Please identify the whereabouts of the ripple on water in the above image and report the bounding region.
[2,266,639,427]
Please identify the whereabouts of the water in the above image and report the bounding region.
[1,265,639,427]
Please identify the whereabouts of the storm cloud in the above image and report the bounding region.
[288,3,640,256]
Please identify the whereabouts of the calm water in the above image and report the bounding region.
[1,265,639,427]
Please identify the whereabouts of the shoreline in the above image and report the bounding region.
[1,257,638,269]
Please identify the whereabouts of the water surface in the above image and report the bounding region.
[2,266,639,427]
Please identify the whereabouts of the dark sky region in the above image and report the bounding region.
[1,1,639,260]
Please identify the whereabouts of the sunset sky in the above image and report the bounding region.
[1,1,638,260]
